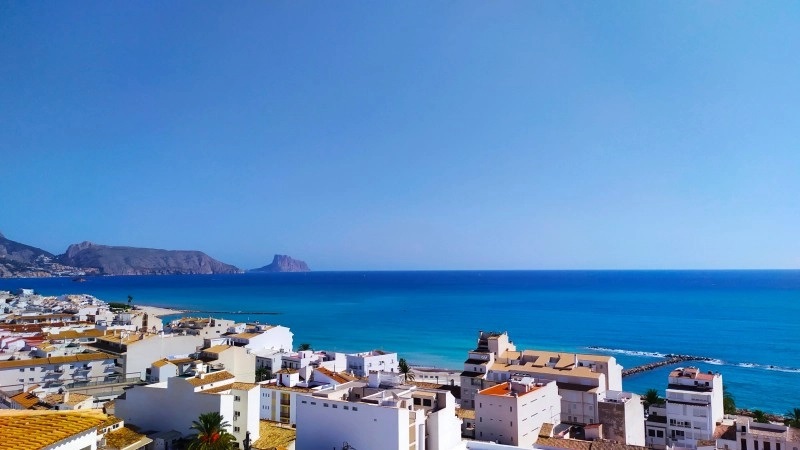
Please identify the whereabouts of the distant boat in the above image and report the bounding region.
[72,277,87,282]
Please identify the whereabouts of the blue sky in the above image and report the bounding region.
[2,2,799,270]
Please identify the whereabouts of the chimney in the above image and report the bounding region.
[63,391,70,403]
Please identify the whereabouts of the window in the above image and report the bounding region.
[742,440,748,450]
[353,407,358,411]
[29,378,33,382]
[234,411,240,418]
[333,404,338,408]
[423,399,431,407]
[301,400,307,404]
[657,431,664,438]
[765,442,771,450]
[19,369,24,372]
[29,368,34,371]
[234,395,241,401]
[755,442,759,450]
[324,403,329,407]
[234,426,240,432]
[344,406,349,410]
[649,430,656,437]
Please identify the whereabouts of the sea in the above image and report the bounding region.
[1,270,798,414]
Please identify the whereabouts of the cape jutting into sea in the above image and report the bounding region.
[2,270,799,414]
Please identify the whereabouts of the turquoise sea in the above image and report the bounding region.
[2,271,798,414]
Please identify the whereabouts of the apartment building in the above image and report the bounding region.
[296,372,463,450]
[475,377,561,447]
[88,330,203,380]
[664,367,724,448]
[461,331,623,426]
[0,352,116,390]
[115,367,261,444]
[225,324,293,352]
[710,416,800,450]
[346,349,398,377]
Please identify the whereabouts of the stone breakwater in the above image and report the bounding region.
[622,354,713,377]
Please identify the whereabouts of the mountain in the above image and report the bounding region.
[58,241,242,275]
[0,232,71,278]
[249,254,310,273]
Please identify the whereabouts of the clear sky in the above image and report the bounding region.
[2,2,799,270]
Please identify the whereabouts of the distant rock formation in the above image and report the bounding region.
[250,255,310,273]
[58,241,242,276]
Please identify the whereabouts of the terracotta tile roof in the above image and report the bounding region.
[42,392,93,407]
[99,415,124,429]
[0,352,114,369]
[540,422,554,437]
[252,420,296,450]
[316,367,348,384]
[9,391,41,409]
[184,371,235,387]
[230,382,259,390]
[105,426,152,449]
[152,359,174,368]
[455,408,475,419]
[276,368,298,374]
[203,344,231,354]
[230,332,261,339]
[536,437,593,450]
[47,329,104,340]
[591,441,648,450]
[714,424,736,440]
[261,383,315,393]
[0,410,106,450]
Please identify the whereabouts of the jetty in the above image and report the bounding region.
[621,354,713,377]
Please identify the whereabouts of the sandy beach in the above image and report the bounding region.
[133,305,186,317]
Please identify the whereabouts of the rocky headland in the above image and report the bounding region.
[249,254,310,273]
[0,232,243,277]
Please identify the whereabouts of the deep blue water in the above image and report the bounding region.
[2,270,799,413]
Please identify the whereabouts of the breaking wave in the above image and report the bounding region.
[587,347,800,374]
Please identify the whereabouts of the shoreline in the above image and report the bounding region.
[133,305,186,317]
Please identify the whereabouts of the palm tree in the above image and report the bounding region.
[643,388,662,409]
[189,412,236,450]
[298,343,312,351]
[752,410,769,423]
[785,408,800,428]
[397,358,415,383]
[255,367,271,382]
[723,386,736,415]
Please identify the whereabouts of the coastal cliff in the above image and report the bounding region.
[0,232,87,278]
[58,241,243,275]
[249,254,310,273]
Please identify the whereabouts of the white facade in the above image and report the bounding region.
[91,332,203,380]
[115,370,260,444]
[227,324,293,352]
[474,377,561,447]
[45,427,97,450]
[665,367,724,448]
[346,350,398,377]
[460,330,622,425]
[296,380,462,450]
[0,353,116,390]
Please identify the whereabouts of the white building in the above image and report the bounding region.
[461,331,623,426]
[226,324,293,352]
[115,368,261,445]
[664,367,724,448]
[713,416,800,450]
[597,390,646,446]
[0,352,116,391]
[89,331,203,380]
[259,370,320,424]
[474,377,561,447]
[346,349,398,377]
[199,344,257,382]
[296,373,463,450]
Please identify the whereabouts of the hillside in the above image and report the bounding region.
[58,241,242,275]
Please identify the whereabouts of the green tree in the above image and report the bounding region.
[785,408,800,428]
[643,388,662,409]
[397,358,415,383]
[127,295,133,306]
[723,386,736,414]
[298,343,312,351]
[255,367,271,382]
[752,410,769,423]
[188,412,236,450]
